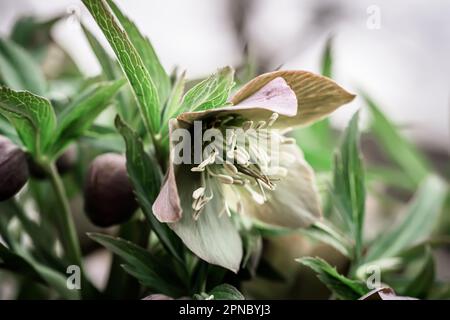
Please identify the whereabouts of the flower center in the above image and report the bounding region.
[190,112,295,220]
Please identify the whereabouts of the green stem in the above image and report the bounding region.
[46,162,82,268]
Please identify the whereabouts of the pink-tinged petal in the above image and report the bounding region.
[152,119,187,223]
[152,160,182,223]
[231,70,355,127]
[177,77,298,126]
[233,77,297,116]
[177,71,354,128]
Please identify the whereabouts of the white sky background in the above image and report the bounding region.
[0,0,449,151]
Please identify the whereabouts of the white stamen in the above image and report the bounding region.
[242,120,253,131]
[216,174,234,184]
[194,149,217,171]
[271,166,288,177]
[192,187,205,200]
[234,149,248,165]
[280,127,293,136]
[282,137,296,144]
[259,179,274,191]
[226,130,235,145]
[267,113,279,127]
[255,120,266,129]
[224,162,238,175]
[192,199,201,211]
[257,180,268,201]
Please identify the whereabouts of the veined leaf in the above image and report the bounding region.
[82,0,160,135]
[297,256,369,300]
[0,38,47,95]
[182,66,235,111]
[115,116,184,263]
[300,221,353,258]
[81,24,133,121]
[333,111,365,258]
[81,24,117,81]
[50,79,125,156]
[363,92,430,186]
[0,87,56,155]
[88,233,183,296]
[159,70,187,145]
[106,0,171,104]
[364,175,447,263]
[164,70,186,120]
[0,115,19,145]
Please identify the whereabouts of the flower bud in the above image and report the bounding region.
[0,136,29,201]
[84,153,138,227]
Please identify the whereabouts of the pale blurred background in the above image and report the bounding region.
[1,0,449,153]
[0,0,449,299]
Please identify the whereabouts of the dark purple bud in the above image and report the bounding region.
[84,153,138,227]
[0,136,29,201]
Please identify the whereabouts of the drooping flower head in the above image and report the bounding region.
[153,70,355,272]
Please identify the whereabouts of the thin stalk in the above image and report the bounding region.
[45,162,82,268]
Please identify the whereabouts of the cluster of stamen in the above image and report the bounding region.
[190,112,294,220]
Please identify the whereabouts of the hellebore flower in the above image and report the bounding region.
[153,70,355,272]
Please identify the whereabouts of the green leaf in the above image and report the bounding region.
[364,175,448,262]
[300,221,353,258]
[82,0,160,135]
[321,36,333,78]
[294,120,333,172]
[106,0,171,104]
[296,256,368,300]
[0,38,47,95]
[10,16,61,51]
[182,66,234,111]
[333,111,365,258]
[207,284,245,300]
[164,70,186,120]
[81,24,117,81]
[0,243,79,299]
[402,246,435,298]
[50,79,125,156]
[81,24,133,121]
[363,92,430,186]
[0,87,56,155]
[115,116,185,263]
[0,115,20,144]
[246,216,293,237]
[88,233,183,296]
